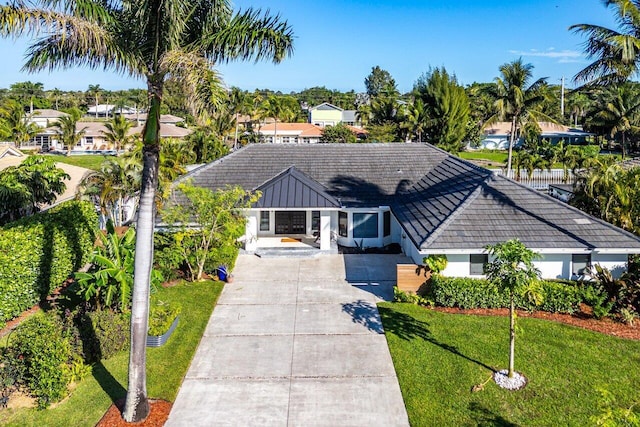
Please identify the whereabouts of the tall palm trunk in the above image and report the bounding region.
[123,80,162,423]
[506,116,517,179]
[509,292,515,378]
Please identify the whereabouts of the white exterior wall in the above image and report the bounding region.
[245,211,259,252]
[533,254,571,280]
[440,254,472,277]
[593,253,628,278]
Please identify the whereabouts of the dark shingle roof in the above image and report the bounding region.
[181,144,448,207]
[180,143,640,251]
[393,155,640,251]
[253,166,340,208]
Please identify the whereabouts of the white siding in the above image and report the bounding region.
[593,253,628,278]
[534,254,571,280]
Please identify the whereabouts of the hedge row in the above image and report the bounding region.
[424,275,585,314]
[0,201,98,326]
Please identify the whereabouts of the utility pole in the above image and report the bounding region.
[560,76,565,117]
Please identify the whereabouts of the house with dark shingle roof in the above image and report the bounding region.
[174,143,640,279]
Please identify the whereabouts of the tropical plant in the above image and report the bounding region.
[402,98,428,143]
[485,239,542,379]
[102,114,133,152]
[571,0,640,85]
[319,122,358,143]
[0,155,69,223]
[423,254,448,274]
[87,84,102,119]
[0,1,293,420]
[160,181,260,282]
[229,86,253,149]
[260,95,299,142]
[487,59,553,177]
[75,222,136,311]
[0,99,39,147]
[414,67,470,153]
[53,108,86,155]
[76,156,141,227]
[186,127,229,163]
[585,83,640,158]
[9,81,44,114]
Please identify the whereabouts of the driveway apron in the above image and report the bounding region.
[166,254,410,427]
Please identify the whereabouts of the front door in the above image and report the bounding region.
[275,211,306,234]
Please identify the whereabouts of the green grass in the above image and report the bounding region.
[0,280,223,427]
[379,302,640,427]
[45,154,109,171]
[458,151,507,166]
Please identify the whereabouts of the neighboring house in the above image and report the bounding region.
[169,143,640,280]
[258,123,323,144]
[22,109,69,151]
[122,113,185,127]
[0,143,23,160]
[479,121,594,150]
[308,102,360,128]
[548,184,574,203]
[30,109,70,128]
[86,104,136,118]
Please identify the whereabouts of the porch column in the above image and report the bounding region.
[245,212,258,252]
[320,211,331,251]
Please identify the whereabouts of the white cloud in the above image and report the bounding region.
[508,49,583,60]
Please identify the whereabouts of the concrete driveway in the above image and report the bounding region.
[166,254,410,427]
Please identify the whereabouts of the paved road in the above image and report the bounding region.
[166,254,410,427]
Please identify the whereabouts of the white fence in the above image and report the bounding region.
[491,169,576,190]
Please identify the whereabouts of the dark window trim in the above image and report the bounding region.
[470,254,488,275]
[338,211,348,237]
[259,211,270,231]
[383,211,391,237]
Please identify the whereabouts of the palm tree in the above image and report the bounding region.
[87,84,102,119]
[570,1,640,85]
[77,156,142,227]
[0,99,38,147]
[487,59,551,177]
[260,95,297,143]
[403,98,427,142]
[10,81,44,114]
[0,1,293,422]
[103,115,133,152]
[229,87,252,149]
[53,109,87,155]
[586,83,640,158]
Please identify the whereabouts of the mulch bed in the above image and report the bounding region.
[432,304,640,340]
[96,399,172,427]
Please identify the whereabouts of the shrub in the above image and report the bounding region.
[9,313,72,408]
[0,201,98,327]
[423,254,448,274]
[148,300,181,336]
[80,309,130,362]
[393,287,431,306]
[424,275,583,313]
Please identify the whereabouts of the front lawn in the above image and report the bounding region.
[0,280,223,427]
[458,151,507,166]
[379,302,640,426]
[45,154,109,171]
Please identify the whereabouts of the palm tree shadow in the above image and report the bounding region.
[92,362,126,404]
[377,306,495,373]
[341,300,384,334]
[468,402,520,426]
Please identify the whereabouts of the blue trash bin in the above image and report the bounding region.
[217,266,228,281]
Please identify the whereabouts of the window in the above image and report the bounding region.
[383,211,391,237]
[353,213,378,239]
[282,136,290,143]
[470,254,488,275]
[572,254,591,276]
[82,136,93,146]
[339,212,348,237]
[312,211,320,232]
[260,211,270,231]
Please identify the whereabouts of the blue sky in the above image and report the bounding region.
[0,0,618,92]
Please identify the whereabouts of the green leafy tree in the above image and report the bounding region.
[0,1,293,421]
[320,123,358,143]
[485,239,541,379]
[571,0,640,85]
[0,155,69,224]
[365,65,397,98]
[414,67,470,153]
[260,95,299,142]
[9,81,44,114]
[161,181,260,281]
[53,108,86,155]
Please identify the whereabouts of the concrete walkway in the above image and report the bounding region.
[166,254,410,427]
